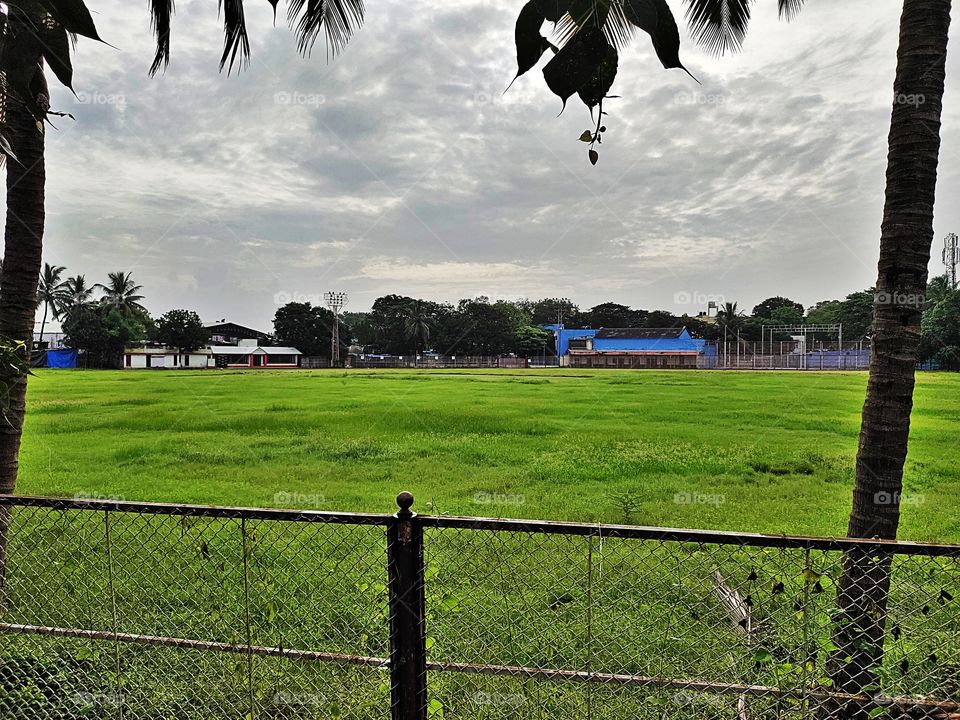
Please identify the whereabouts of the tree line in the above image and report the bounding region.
[17,261,959,368]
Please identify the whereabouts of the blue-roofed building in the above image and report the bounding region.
[543,325,702,369]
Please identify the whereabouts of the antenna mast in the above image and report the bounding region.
[944,233,959,289]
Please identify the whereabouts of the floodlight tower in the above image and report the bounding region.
[324,291,347,366]
[944,233,959,289]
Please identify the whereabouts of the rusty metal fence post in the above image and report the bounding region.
[387,491,427,720]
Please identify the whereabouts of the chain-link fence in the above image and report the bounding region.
[0,494,957,719]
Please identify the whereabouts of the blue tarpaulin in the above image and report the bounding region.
[46,349,78,369]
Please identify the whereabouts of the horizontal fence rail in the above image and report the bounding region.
[0,493,957,720]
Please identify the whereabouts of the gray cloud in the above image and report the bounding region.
[10,0,959,331]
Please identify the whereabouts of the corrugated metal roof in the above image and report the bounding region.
[595,327,686,339]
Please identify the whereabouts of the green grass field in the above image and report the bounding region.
[5,369,960,719]
[17,368,960,542]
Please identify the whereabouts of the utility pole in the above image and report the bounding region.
[324,291,347,367]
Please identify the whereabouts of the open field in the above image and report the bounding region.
[17,368,960,541]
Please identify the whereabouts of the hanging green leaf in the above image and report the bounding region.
[535,0,573,23]
[42,24,74,90]
[621,0,696,79]
[622,0,658,34]
[588,148,599,165]
[39,0,103,42]
[513,1,551,82]
[578,42,617,108]
[543,26,607,108]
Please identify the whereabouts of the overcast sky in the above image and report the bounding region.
[15,0,960,331]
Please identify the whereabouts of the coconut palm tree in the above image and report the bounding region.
[683,1,951,715]
[62,274,94,309]
[0,0,365,505]
[35,262,68,345]
[402,300,437,359]
[95,271,147,316]
[716,301,744,330]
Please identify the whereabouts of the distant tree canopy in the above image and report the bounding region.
[273,302,348,358]
[919,277,960,367]
[62,304,147,368]
[154,309,208,353]
[751,296,805,320]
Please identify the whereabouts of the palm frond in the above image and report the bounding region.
[554,0,635,51]
[219,0,250,73]
[778,0,804,21]
[148,0,174,76]
[684,0,751,56]
[289,0,365,59]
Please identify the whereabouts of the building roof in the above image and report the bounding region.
[594,327,688,339]
[205,321,268,338]
[209,345,302,355]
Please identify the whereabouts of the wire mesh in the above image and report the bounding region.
[0,502,390,720]
[0,498,957,720]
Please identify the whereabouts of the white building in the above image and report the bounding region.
[209,344,302,369]
[123,346,213,369]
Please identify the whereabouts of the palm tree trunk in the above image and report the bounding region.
[0,97,46,602]
[38,302,48,345]
[825,2,951,717]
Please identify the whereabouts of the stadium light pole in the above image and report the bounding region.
[324,291,347,367]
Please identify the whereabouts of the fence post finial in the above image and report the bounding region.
[396,491,414,518]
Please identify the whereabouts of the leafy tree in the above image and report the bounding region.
[154,309,208,355]
[62,304,146,369]
[273,302,347,358]
[36,263,69,345]
[769,304,803,326]
[751,296,804,320]
[643,309,681,328]
[518,297,582,326]
[514,323,553,356]
[582,302,645,328]
[919,278,960,367]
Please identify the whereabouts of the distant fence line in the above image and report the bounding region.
[0,493,957,719]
